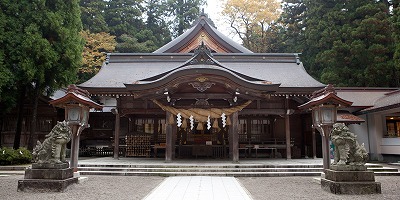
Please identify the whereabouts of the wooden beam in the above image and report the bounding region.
[239,109,286,115]
[171,93,232,99]
[120,108,165,116]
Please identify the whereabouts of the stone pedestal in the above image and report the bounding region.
[321,169,381,194]
[18,163,78,192]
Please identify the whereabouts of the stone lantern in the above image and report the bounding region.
[299,84,352,169]
[49,85,102,172]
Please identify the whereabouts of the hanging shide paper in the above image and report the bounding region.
[152,99,251,122]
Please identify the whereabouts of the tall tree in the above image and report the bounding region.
[164,0,206,37]
[145,0,172,47]
[393,1,400,80]
[277,0,398,87]
[322,2,395,86]
[80,0,109,33]
[81,0,169,53]
[104,0,144,37]
[221,0,281,52]
[0,0,84,149]
[277,0,307,53]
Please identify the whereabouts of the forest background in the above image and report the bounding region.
[0,0,399,149]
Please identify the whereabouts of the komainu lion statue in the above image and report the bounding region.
[331,123,368,167]
[32,121,71,164]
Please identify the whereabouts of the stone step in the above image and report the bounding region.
[367,166,399,172]
[373,171,400,176]
[0,166,29,175]
[0,171,25,175]
[77,167,324,173]
[78,164,323,168]
[75,163,400,177]
[2,163,399,177]
[0,166,29,171]
[78,170,323,177]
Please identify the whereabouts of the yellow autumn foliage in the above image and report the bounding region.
[80,30,117,74]
[221,0,281,52]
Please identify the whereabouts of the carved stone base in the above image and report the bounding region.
[18,163,77,192]
[32,162,69,169]
[24,168,74,180]
[17,177,78,192]
[321,169,381,194]
[330,164,367,171]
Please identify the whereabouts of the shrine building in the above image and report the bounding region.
[78,13,327,161]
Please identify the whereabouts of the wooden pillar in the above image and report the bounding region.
[153,119,159,144]
[312,127,317,159]
[285,95,292,159]
[113,109,120,159]
[165,112,173,162]
[229,112,239,163]
[246,118,251,144]
[172,122,177,159]
[229,125,232,159]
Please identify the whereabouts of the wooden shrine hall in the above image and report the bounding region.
[79,13,333,162]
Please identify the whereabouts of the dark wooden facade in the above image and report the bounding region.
[0,96,63,148]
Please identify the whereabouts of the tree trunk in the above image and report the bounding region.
[13,86,26,149]
[0,114,3,148]
[28,85,40,150]
[177,0,184,36]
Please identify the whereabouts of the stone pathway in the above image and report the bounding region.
[143,176,252,200]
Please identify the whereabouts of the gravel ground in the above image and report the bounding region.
[0,175,164,200]
[238,176,400,200]
[1,175,399,200]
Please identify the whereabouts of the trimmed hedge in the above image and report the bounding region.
[0,147,32,165]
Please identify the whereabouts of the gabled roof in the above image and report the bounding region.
[79,14,325,96]
[79,52,324,94]
[298,85,353,110]
[154,13,252,54]
[49,85,102,109]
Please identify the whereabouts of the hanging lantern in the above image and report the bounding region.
[181,118,187,128]
[197,122,204,130]
[168,114,174,125]
[212,119,219,129]
[226,116,231,126]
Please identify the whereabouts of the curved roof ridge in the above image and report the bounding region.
[154,14,252,53]
[143,44,267,83]
[125,66,281,93]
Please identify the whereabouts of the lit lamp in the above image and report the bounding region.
[50,85,102,172]
[299,84,351,170]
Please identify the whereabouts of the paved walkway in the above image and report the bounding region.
[143,176,252,200]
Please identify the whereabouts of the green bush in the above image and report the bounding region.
[0,147,32,165]
[16,147,32,164]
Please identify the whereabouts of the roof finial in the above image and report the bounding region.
[201,8,205,15]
